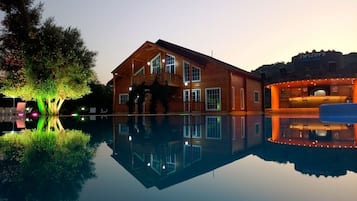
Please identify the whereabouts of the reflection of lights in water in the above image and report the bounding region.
[31,112,39,117]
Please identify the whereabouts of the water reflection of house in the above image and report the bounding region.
[257,115,357,177]
[109,115,264,189]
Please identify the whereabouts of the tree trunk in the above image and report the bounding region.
[37,98,47,115]
[37,97,65,116]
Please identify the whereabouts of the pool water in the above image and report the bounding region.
[1,114,357,201]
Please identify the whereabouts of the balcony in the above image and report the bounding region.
[132,73,182,87]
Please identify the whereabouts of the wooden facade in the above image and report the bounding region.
[112,39,262,114]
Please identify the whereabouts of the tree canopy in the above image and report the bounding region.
[0,0,97,115]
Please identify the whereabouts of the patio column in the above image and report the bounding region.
[353,80,357,103]
[271,85,280,111]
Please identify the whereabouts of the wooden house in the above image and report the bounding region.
[111,39,262,114]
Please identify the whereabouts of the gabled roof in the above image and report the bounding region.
[111,41,156,74]
[155,39,209,66]
[155,39,259,80]
[112,39,260,80]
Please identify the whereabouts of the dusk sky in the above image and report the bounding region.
[29,0,357,83]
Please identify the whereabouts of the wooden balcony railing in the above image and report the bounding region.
[132,73,182,87]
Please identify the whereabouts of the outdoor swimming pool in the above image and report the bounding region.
[1,114,356,201]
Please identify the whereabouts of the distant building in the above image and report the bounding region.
[253,50,357,112]
[112,39,263,114]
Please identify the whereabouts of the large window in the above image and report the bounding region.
[192,66,201,82]
[183,61,190,82]
[205,88,221,111]
[165,54,175,74]
[119,93,129,104]
[151,54,161,74]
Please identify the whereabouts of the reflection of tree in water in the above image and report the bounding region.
[0,117,95,201]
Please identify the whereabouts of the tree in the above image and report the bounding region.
[0,0,96,115]
[0,0,42,93]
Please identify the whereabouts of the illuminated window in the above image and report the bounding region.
[119,93,129,104]
[183,61,190,82]
[165,54,175,74]
[192,66,201,82]
[205,88,221,111]
[151,54,161,74]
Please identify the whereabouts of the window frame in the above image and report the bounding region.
[150,54,161,74]
[119,93,129,104]
[205,87,221,111]
[192,66,201,82]
[165,54,176,74]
